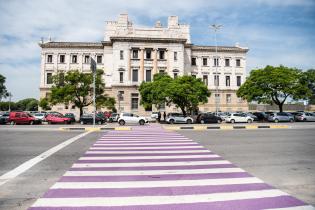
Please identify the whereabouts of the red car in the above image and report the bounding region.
[45,114,72,124]
[9,111,40,125]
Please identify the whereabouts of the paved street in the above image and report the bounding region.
[0,125,314,209]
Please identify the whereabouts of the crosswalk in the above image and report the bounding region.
[29,125,314,210]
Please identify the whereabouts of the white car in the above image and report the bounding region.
[166,113,194,124]
[225,113,254,123]
[118,112,148,125]
[33,113,46,122]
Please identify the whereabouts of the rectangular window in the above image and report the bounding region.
[97,55,102,64]
[118,91,124,101]
[174,52,178,61]
[214,75,219,86]
[225,58,230,67]
[226,94,231,103]
[132,50,138,59]
[226,76,230,87]
[132,69,138,82]
[131,93,139,109]
[215,94,220,103]
[120,50,124,60]
[119,72,124,83]
[236,59,241,67]
[174,73,178,78]
[203,75,208,86]
[72,55,77,63]
[47,55,53,63]
[84,55,90,63]
[237,76,242,86]
[46,73,53,84]
[214,58,219,66]
[146,69,152,82]
[59,55,65,63]
[146,50,151,59]
[203,58,207,66]
[159,50,165,59]
[159,69,165,74]
[191,57,196,66]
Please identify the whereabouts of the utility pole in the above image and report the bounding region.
[8,92,12,112]
[211,24,223,115]
[90,58,96,127]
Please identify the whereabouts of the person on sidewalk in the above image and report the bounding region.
[163,112,166,122]
[157,111,161,123]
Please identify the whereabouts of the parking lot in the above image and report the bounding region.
[0,124,314,209]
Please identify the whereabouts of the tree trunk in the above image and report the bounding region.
[278,103,283,112]
[180,106,186,116]
[79,106,83,117]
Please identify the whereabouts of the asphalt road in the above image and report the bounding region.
[178,128,315,206]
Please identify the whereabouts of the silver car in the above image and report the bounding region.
[295,112,315,122]
[166,113,193,124]
[268,112,294,123]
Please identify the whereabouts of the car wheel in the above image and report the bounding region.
[98,121,102,125]
[217,119,222,124]
[200,120,205,124]
[274,119,279,123]
[139,120,145,125]
[290,118,294,123]
[169,119,175,124]
[119,120,125,126]
[186,119,192,124]
[109,118,113,123]
[231,119,235,124]
[80,121,84,125]
[29,121,34,125]
[303,118,307,122]
[247,119,252,123]
[10,121,15,125]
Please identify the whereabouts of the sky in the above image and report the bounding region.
[0,0,314,101]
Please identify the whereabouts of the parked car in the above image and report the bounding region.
[108,113,119,123]
[289,112,303,121]
[65,113,76,123]
[225,113,254,123]
[252,112,268,121]
[0,112,10,124]
[215,112,229,121]
[45,114,72,124]
[196,113,222,124]
[33,113,47,122]
[80,114,106,125]
[166,113,194,124]
[151,112,159,119]
[118,113,148,125]
[268,112,294,123]
[246,113,259,121]
[295,112,315,122]
[8,111,41,125]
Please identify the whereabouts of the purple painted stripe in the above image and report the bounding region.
[92,144,199,147]
[28,196,307,210]
[43,183,273,198]
[69,164,235,171]
[58,172,251,182]
[87,148,205,152]
[94,141,194,144]
[83,152,212,157]
[76,157,223,163]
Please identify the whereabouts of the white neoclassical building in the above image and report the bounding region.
[39,14,249,116]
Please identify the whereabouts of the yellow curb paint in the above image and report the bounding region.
[220,126,233,130]
[115,127,131,131]
[85,127,101,132]
[270,125,289,129]
[193,126,207,131]
[163,126,180,130]
[245,125,258,129]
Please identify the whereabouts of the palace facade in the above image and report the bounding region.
[39,14,249,116]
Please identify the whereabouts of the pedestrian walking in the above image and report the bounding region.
[163,112,166,121]
[157,111,161,122]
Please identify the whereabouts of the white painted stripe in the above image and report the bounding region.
[94,142,197,146]
[80,154,219,160]
[264,206,315,210]
[89,146,203,150]
[52,177,262,189]
[32,189,286,207]
[0,131,92,186]
[72,160,230,168]
[96,140,194,143]
[64,168,244,176]
[86,150,210,154]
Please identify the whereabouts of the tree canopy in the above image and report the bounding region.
[139,74,210,115]
[49,69,115,116]
[0,74,9,101]
[302,69,315,104]
[237,65,311,112]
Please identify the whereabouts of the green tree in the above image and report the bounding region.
[50,69,115,116]
[39,98,51,110]
[15,98,39,111]
[302,69,315,104]
[0,101,17,111]
[0,74,9,101]
[139,74,211,115]
[237,65,311,112]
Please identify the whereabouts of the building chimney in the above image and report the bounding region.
[168,16,179,28]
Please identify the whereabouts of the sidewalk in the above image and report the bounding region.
[28,125,314,209]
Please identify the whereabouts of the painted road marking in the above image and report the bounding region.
[0,131,92,187]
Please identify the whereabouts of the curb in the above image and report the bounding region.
[59,127,132,131]
[163,125,289,130]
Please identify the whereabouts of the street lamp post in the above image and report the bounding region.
[211,24,223,115]
[117,92,122,113]
[90,58,96,127]
[8,92,12,112]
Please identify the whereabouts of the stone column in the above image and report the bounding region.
[128,49,131,81]
[153,49,158,75]
[140,48,144,81]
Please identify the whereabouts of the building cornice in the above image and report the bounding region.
[39,42,104,49]
[110,36,187,44]
[192,45,249,53]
